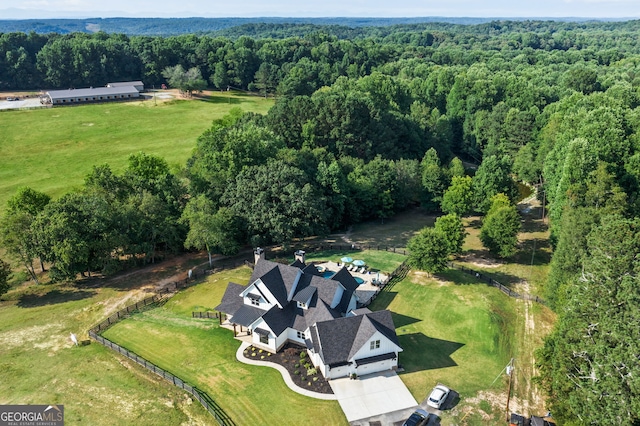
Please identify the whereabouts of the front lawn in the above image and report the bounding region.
[103,269,346,425]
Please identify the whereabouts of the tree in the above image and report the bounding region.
[434,213,466,256]
[181,195,244,267]
[472,155,518,213]
[407,227,449,275]
[162,64,207,96]
[222,160,328,245]
[441,176,474,216]
[421,148,446,209]
[479,194,521,258]
[537,217,640,425]
[0,187,51,281]
[0,258,10,297]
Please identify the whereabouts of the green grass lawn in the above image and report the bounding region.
[103,268,346,426]
[369,269,517,424]
[0,279,213,425]
[0,91,273,209]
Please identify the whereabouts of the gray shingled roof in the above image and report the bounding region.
[261,304,297,336]
[304,295,339,327]
[47,86,139,100]
[312,310,401,367]
[230,304,266,327]
[313,275,343,308]
[257,266,288,307]
[330,267,360,293]
[214,282,245,315]
[293,285,316,303]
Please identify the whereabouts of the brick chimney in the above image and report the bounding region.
[294,250,306,265]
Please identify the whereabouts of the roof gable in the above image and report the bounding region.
[312,310,401,366]
[214,282,245,315]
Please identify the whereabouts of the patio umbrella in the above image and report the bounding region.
[352,260,365,267]
[340,256,353,263]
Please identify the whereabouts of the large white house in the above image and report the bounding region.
[215,249,403,379]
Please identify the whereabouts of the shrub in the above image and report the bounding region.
[284,347,297,357]
[251,353,256,357]
[300,351,307,359]
[294,370,300,375]
[307,367,317,376]
[308,382,312,386]
[261,356,265,359]
[295,363,300,368]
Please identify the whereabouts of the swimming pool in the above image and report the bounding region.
[322,270,335,279]
[354,277,365,285]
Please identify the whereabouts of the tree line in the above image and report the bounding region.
[2,21,640,423]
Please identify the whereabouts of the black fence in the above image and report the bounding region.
[89,332,233,426]
[192,311,218,319]
[87,265,234,425]
[449,262,547,305]
[291,243,407,256]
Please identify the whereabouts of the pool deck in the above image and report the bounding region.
[315,261,388,306]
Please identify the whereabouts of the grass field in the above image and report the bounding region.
[370,269,517,424]
[0,265,216,425]
[103,267,346,426]
[0,91,273,209]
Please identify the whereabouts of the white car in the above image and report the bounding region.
[427,384,450,409]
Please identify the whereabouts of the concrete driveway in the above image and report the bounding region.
[330,370,418,422]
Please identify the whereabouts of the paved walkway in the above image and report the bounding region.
[235,342,338,400]
[329,370,418,422]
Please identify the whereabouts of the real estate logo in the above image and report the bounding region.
[0,405,64,426]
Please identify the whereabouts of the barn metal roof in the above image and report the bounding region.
[46,86,139,100]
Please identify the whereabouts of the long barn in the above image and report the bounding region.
[42,84,141,105]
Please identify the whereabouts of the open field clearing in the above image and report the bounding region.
[0,257,218,425]
[103,267,347,425]
[0,91,273,209]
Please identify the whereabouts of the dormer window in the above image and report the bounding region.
[297,301,307,309]
[247,293,261,306]
[370,340,380,350]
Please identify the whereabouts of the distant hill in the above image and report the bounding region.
[0,16,629,36]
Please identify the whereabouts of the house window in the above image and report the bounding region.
[250,298,260,306]
[297,331,305,340]
[297,301,306,309]
[260,333,269,344]
[370,340,380,350]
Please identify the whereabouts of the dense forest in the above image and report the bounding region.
[2,19,640,424]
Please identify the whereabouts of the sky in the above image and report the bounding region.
[1,0,638,19]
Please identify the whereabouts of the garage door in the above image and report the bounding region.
[329,365,351,379]
[356,359,391,376]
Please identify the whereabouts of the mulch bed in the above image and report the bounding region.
[242,343,334,394]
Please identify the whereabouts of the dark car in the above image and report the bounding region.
[402,408,435,426]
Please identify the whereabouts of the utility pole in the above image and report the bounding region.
[506,358,515,422]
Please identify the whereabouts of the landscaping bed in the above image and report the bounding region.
[242,343,333,394]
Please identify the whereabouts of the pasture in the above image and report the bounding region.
[0,261,215,425]
[0,91,273,209]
